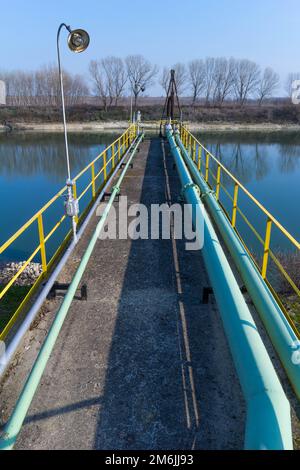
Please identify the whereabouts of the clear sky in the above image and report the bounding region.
[1,0,299,95]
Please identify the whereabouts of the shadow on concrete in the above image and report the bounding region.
[92,137,245,450]
[24,397,103,424]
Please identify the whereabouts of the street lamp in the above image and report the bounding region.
[57,23,90,242]
[130,83,145,123]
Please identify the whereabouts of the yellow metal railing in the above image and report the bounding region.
[0,125,137,340]
[180,125,300,336]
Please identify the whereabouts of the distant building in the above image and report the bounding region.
[0,81,6,105]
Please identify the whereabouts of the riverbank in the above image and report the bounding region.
[0,262,42,286]
[2,121,300,133]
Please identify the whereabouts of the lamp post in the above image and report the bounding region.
[130,83,145,123]
[57,23,90,243]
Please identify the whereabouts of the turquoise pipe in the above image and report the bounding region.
[166,125,292,450]
[0,133,144,451]
[175,131,300,401]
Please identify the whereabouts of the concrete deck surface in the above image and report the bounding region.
[1,137,251,449]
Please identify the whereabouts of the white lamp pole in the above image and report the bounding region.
[56,23,90,242]
[130,83,145,123]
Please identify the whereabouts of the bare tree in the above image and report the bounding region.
[89,60,109,110]
[188,59,206,104]
[285,72,300,98]
[203,58,216,104]
[232,59,261,105]
[159,67,169,94]
[35,64,60,106]
[125,54,158,109]
[257,67,280,104]
[212,58,235,105]
[0,64,88,107]
[101,57,127,106]
[172,63,187,96]
[66,74,89,106]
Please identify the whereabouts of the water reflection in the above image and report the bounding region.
[200,132,300,186]
[0,133,110,181]
[0,131,299,260]
[196,132,300,251]
[0,132,119,260]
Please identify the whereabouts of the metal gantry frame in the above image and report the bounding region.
[160,69,182,136]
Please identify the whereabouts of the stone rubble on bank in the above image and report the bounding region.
[0,262,42,287]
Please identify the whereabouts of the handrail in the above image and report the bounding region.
[180,126,300,250]
[0,132,144,450]
[180,125,300,337]
[167,126,293,450]
[176,128,300,401]
[0,125,137,340]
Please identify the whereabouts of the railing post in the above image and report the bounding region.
[205,153,210,182]
[103,150,107,181]
[91,162,96,199]
[198,146,202,171]
[262,218,272,280]
[193,140,196,161]
[189,134,192,156]
[118,139,121,161]
[216,165,221,201]
[232,183,239,228]
[37,213,47,273]
[112,143,115,168]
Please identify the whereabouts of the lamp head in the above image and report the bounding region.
[67,29,90,53]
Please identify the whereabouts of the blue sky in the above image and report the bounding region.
[1,0,299,95]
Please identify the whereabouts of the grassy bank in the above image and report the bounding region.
[2,103,300,126]
[0,285,31,332]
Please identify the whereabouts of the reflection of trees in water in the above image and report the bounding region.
[200,132,300,180]
[203,136,300,188]
[207,142,269,186]
[0,133,115,180]
[253,144,269,180]
[278,144,300,173]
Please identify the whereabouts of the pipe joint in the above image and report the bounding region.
[181,182,200,198]
[112,185,121,195]
[200,189,215,200]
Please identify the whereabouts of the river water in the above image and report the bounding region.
[0,131,299,262]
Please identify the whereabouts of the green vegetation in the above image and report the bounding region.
[271,251,300,332]
[2,103,300,125]
[284,296,300,332]
[0,285,31,331]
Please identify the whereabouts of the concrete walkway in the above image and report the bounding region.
[0,137,246,449]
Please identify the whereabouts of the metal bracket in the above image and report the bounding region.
[47,282,87,301]
[202,287,213,304]
[102,192,120,202]
[120,162,133,169]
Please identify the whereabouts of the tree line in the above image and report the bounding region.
[0,64,89,107]
[0,55,298,108]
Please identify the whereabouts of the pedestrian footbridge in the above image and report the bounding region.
[0,122,299,450]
